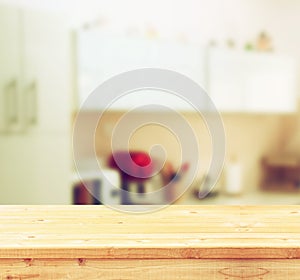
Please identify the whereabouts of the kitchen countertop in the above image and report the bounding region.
[1,205,300,259]
[2,205,300,279]
[179,190,300,205]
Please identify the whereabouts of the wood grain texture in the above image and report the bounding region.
[1,259,300,280]
[0,205,300,259]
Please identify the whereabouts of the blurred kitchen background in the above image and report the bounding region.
[0,0,300,205]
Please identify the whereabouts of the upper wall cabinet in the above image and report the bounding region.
[0,6,21,133]
[0,5,71,134]
[75,30,298,113]
[75,30,207,111]
[208,48,298,113]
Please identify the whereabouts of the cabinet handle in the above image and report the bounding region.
[26,81,38,126]
[4,79,18,127]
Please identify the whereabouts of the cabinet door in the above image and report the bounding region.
[32,134,72,204]
[150,41,207,111]
[0,134,71,204]
[0,8,72,204]
[77,31,151,107]
[244,54,297,113]
[208,48,297,113]
[152,41,206,86]
[0,5,21,133]
[21,10,72,203]
[22,9,71,133]
[77,32,207,111]
[208,49,245,112]
[0,134,40,204]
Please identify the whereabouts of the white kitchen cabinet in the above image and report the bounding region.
[22,9,72,133]
[0,6,21,133]
[0,5,72,204]
[244,54,297,113]
[77,31,152,106]
[208,48,297,113]
[151,40,206,87]
[0,6,71,134]
[76,30,207,111]
[0,134,71,204]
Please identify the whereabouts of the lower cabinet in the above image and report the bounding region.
[0,134,71,204]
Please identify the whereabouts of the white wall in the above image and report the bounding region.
[2,0,299,86]
[2,0,300,55]
[3,0,297,87]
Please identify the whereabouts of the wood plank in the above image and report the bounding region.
[1,259,300,280]
[0,205,300,259]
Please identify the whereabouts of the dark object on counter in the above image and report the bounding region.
[261,156,300,192]
[109,151,154,204]
[73,180,101,205]
[193,189,219,199]
[109,151,153,181]
[164,162,190,203]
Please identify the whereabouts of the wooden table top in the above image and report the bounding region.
[0,205,300,259]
